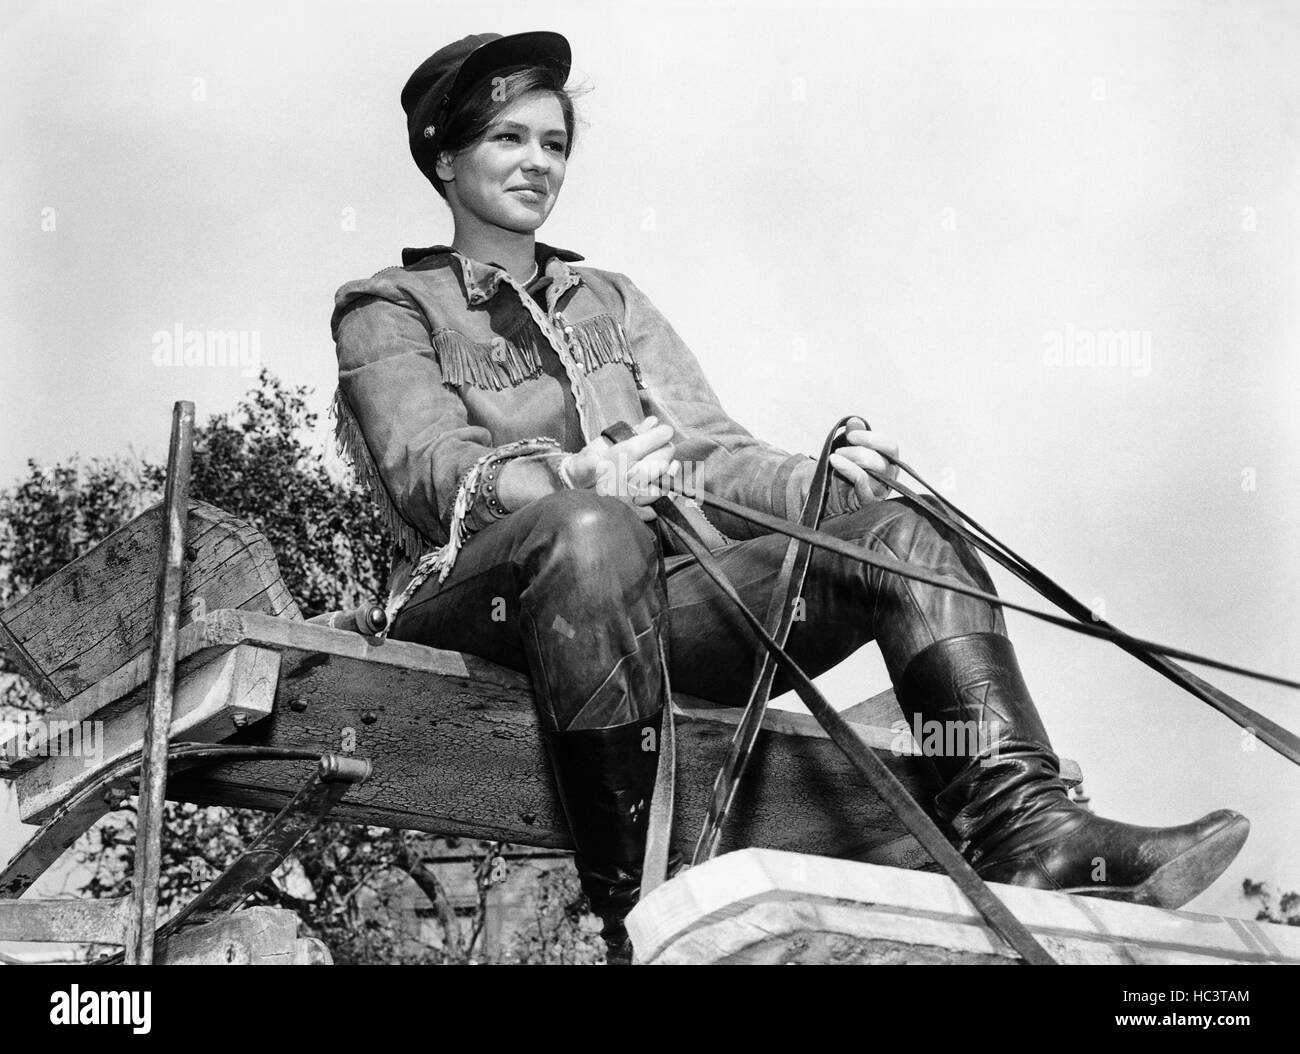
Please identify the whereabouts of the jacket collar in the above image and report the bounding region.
[401,241,585,307]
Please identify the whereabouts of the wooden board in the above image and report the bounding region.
[0,897,132,946]
[156,906,331,965]
[626,848,1300,965]
[14,645,280,822]
[6,608,1078,871]
[0,901,328,963]
[0,500,299,704]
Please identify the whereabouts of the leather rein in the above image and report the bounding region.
[601,416,1299,966]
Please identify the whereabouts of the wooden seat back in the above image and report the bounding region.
[0,500,299,706]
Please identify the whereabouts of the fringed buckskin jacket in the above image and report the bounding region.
[330,241,861,620]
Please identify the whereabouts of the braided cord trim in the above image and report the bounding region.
[379,436,562,634]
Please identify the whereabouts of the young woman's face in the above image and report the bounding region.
[438,90,569,235]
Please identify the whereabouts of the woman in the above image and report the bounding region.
[331,31,1248,963]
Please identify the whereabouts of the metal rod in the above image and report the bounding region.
[126,400,195,965]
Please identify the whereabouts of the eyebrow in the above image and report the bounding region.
[494,119,568,139]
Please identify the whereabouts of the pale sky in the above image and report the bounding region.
[2,0,1298,923]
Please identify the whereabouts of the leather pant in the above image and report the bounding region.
[388,489,1008,729]
[388,489,1251,919]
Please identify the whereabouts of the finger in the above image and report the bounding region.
[846,429,901,463]
[831,445,891,479]
[625,446,677,486]
[830,450,890,499]
[635,460,681,503]
[641,458,681,487]
[628,465,673,502]
[619,424,675,460]
[828,450,866,486]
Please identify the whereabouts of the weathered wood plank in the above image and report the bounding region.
[0,896,130,944]
[0,500,299,702]
[626,848,1300,965]
[6,609,1081,874]
[14,645,280,822]
[156,612,1073,866]
[156,906,332,965]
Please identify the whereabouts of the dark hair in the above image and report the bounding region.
[423,65,585,200]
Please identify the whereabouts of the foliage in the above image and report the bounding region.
[0,370,598,963]
[502,863,605,965]
[0,452,158,610]
[182,370,390,616]
[1242,879,1300,926]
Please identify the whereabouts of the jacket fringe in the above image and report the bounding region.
[568,314,646,388]
[329,388,434,561]
[431,315,645,392]
[434,326,545,390]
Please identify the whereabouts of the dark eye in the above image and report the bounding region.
[495,132,520,143]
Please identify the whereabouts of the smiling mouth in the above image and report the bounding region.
[510,187,545,199]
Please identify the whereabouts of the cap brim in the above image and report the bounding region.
[448,31,572,106]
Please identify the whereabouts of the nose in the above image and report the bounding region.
[521,139,552,174]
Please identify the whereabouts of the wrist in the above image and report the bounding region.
[494,458,529,513]
[556,454,579,490]
[554,452,596,490]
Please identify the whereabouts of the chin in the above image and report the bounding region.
[498,208,550,234]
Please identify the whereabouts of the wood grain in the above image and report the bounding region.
[6,607,1085,880]
[0,500,299,702]
[150,612,973,866]
[13,645,279,823]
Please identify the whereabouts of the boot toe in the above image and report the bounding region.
[1118,809,1250,910]
[976,808,1250,910]
[1057,808,1250,910]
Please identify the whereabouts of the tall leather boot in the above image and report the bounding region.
[895,632,1249,908]
[541,709,676,965]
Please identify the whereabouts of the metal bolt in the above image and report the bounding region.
[231,712,249,729]
[520,811,538,826]
[288,697,308,713]
[361,710,378,725]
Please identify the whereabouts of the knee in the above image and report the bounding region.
[518,490,658,588]
[844,497,982,575]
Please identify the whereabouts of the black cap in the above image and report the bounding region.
[402,31,572,178]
